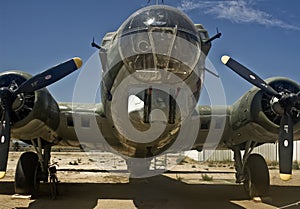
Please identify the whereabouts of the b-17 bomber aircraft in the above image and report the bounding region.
[1,2,300,199]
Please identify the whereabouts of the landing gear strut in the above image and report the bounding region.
[232,141,270,198]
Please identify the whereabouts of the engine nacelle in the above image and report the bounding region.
[0,71,60,142]
[229,77,300,144]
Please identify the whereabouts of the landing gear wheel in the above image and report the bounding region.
[243,154,270,198]
[14,152,40,196]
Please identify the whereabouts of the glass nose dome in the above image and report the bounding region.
[120,5,199,40]
[118,5,201,82]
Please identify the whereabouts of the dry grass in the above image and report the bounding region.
[201,174,213,181]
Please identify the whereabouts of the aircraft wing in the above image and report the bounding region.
[55,102,107,150]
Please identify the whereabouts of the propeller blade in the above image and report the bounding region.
[221,55,281,98]
[278,111,293,181]
[0,107,11,179]
[297,92,300,102]
[15,57,82,94]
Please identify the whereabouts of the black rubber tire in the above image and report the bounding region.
[14,152,40,196]
[243,153,270,198]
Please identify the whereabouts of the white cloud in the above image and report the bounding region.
[178,0,300,31]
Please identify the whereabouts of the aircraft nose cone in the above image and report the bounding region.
[119,5,198,39]
[118,7,202,83]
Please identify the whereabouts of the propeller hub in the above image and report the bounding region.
[279,93,298,112]
[270,96,284,115]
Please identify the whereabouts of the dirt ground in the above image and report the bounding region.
[0,152,300,209]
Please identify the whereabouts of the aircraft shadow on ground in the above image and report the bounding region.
[0,175,300,209]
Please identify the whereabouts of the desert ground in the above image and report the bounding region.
[0,152,300,209]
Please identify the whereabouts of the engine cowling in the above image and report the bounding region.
[230,77,300,144]
[0,71,60,142]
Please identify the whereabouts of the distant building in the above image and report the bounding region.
[190,141,300,162]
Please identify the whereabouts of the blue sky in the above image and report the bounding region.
[1,0,300,105]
